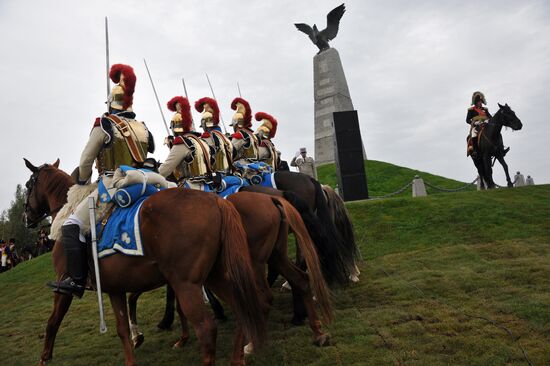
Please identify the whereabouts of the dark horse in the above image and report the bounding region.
[471,103,522,189]
[23,159,266,366]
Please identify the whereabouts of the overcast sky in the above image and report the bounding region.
[1,0,549,210]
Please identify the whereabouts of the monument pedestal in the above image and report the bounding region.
[313,48,358,165]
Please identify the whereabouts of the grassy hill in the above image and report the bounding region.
[317,159,476,197]
[1,185,549,365]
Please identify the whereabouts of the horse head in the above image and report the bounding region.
[497,103,523,131]
[23,158,60,228]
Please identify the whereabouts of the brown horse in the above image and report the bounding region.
[127,191,333,354]
[23,159,266,366]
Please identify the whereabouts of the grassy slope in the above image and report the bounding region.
[1,185,549,365]
[317,159,476,197]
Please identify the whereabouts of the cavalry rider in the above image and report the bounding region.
[254,112,279,170]
[466,91,492,157]
[48,64,155,297]
[195,97,233,174]
[158,96,212,187]
[229,97,260,165]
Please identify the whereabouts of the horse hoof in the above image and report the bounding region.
[507,183,514,188]
[157,321,172,331]
[132,333,144,349]
[173,337,189,349]
[244,342,254,355]
[313,333,331,347]
[38,359,48,366]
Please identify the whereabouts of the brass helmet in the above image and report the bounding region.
[194,97,220,129]
[471,91,487,106]
[167,96,192,134]
[255,112,278,139]
[230,97,252,129]
[108,64,136,112]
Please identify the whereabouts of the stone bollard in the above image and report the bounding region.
[412,175,427,197]
[514,171,525,187]
[526,175,535,186]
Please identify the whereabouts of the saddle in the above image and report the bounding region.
[466,124,486,156]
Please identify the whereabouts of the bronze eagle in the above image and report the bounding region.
[294,3,346,54]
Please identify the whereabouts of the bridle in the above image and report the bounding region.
[24,164,63,228]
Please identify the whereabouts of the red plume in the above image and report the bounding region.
[255,112,278,138]
[167,96,192,131]
[109,64,136,110]
[231,97,252,127]
[194,97,219,124]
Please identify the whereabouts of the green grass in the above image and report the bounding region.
[317,159,476,197]
[1,184,549,365]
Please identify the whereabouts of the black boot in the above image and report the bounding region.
[47,224,87,298]
[471,138,479,158]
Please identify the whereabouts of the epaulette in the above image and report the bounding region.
[231,131,245,140]
[173,136,185,145]
[93,117,101,127]
[201,131,211,138]
[468,106,475,110]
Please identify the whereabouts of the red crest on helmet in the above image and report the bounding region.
[109,64,136,110]
[255,112,278,138]
[231,97,252,128]
[194,97,220,125]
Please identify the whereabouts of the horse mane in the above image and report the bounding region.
[43,166,74,199]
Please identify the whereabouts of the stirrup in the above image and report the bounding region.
[47,277,85,298]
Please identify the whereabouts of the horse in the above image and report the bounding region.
[23,159,266,366]
[471,103,523,189]
[128,191,333,352]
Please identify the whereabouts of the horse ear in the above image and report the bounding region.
[498,103,503,109]
[505,103,509,107]
[23,158,38,173]
[52,158,60,168]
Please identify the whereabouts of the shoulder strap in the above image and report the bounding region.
[212,130,234,168]
[106,115,145,163]
[185,134,213,173]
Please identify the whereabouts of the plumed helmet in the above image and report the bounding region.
[109,64,136,111]
[471,91,487,106]
[230,97,252,128]
[255,112,278,139]
[194,97,220,128]
[167,96,192,133]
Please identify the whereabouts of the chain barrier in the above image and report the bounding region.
[423,177,478,192]
[369,181,413,200]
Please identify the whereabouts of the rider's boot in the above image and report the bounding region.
[47,224,88,298]
[471,138,479,158]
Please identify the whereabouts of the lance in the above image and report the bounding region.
[143,58,171,136]
[237,82,242,98]
[88,197,108,334]
[181,78,196,131]
[205,73,228,134]
[105,16,110,112]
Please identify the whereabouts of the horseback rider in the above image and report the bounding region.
[254,112,279,170]
[158,96,212,187]
[230,97,259,165]
[48,64,155,298]
[195,97,233,175]
[466,91,492,157]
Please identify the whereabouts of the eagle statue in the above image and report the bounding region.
[294,3,346,54]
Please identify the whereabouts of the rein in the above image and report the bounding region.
[25,164,64,228]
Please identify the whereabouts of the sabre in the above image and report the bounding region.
[88,197,107,334]
[105,16,110,111]
[205,73,228,134]
[143,58,171,136]
[237,82,242,97]
[181,78,196,131]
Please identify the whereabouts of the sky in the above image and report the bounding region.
[1,0,549,210]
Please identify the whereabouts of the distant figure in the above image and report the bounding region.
[526,175,535,185]
[514,171,526,187]
[277,151,290,171]
[291,147,317,179]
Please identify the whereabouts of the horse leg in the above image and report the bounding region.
[271,250,330,347]
[204,288,227,322]
[38,292,73,365]
[172,282,217,366]
[497,155,513,187]
[266,264,279,287]
[482,155,495,188]
[172,298,191,349]
[127,292,144,349]
[157,285,175,330]
[109,292,136,366]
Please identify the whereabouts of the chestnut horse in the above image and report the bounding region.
[23,159,266,366]
[128,191,333,351]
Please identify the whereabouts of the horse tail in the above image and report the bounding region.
[217,198,267,348]
[275,197,333,324]
[321,185,360,263]
[312,178,353,285]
